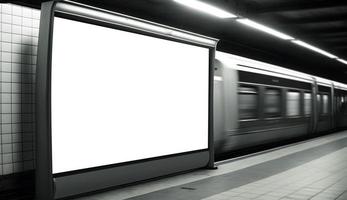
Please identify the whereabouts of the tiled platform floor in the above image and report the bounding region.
[76,131,347,200]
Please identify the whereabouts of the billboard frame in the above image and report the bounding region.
[36,1,218,199]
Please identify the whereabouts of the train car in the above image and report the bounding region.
[214,51,347,154]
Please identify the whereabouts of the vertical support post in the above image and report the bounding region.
[331,83,335,129]
[208,48,217,169]
[36,1,56,200]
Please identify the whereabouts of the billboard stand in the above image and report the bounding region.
[36,1,218,199]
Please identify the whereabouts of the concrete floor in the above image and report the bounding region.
[76,131,347,200]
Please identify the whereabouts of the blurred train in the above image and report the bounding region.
[213,51,347,154]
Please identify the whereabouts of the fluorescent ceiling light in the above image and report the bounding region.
[291,40,337,59]
[236,18,294,40]
[337,59,347,65]
[173,0,237,19]
[214,76,223,81]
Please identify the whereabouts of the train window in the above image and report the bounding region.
[238,86,258,119]
[264,88,281,118]
[322,94,329,114]
[286,91,300,117]
[337,96,342,109]
[317,94,321,114]
[304,93,311,116]
[337,96,343,109]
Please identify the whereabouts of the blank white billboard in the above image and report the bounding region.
[51,17,210,174]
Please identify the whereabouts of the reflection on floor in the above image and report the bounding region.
[76,131,347,200]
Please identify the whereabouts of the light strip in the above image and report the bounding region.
[334,81,347,91]
[337,59,347,65]
[291,40,337,59]
[214,76,223,81]
[173,0,237,19]
[55,2,218,47]
[236,18,294,40]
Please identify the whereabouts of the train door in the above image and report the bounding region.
[331,84,336,130]
[335,90,347,128]
[213,60,226,153]
[310,79,318,134]
[334,88,338,128]
[316,84,333,133]
[213,59,238,153]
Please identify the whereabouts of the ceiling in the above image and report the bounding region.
[12,0,347,83]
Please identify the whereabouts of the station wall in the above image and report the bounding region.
[0,4,39,177]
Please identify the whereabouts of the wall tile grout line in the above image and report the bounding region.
[0,4,2,175]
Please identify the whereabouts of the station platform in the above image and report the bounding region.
[75,131,347,200]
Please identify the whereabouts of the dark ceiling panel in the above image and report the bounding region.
[302,31,347,38]
[318,37,347,42]
[297,26,347,34]
[250,0,347,14]
[278,12,347,24]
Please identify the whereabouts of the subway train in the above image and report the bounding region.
[213,51,347,154]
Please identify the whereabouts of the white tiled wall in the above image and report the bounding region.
[0,3,40,175]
